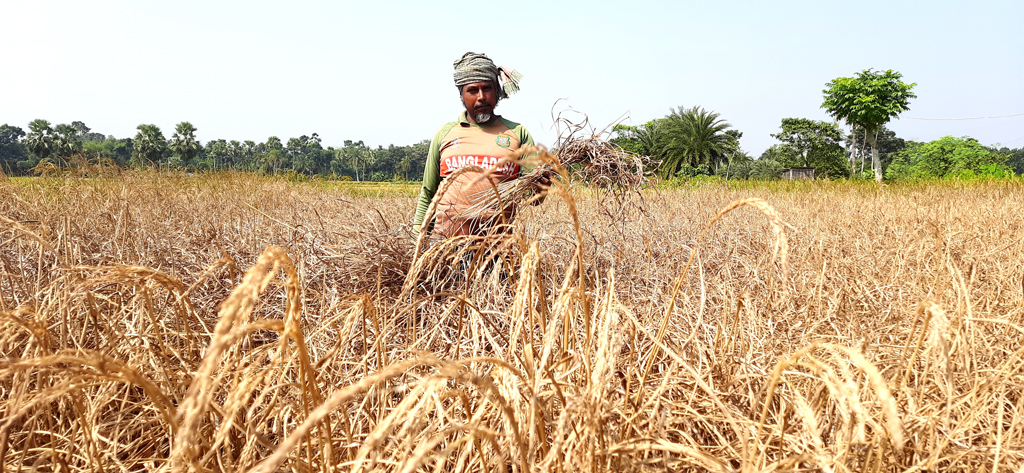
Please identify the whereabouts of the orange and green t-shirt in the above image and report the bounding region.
[413,111,534,238]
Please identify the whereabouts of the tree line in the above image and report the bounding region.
[0,120,429,182]
[2,69,1021,181]
[610,69,1023,181]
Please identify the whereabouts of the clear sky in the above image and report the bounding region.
[2,0,1022,155]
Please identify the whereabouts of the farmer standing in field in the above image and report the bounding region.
[412,52,549,239]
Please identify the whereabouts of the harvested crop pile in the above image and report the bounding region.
[455,107,656,235]
[2,172,1024,472]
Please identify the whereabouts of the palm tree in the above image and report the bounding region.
[656,106,733,178]
[52,124,82,159]
[169,122,202,167]
[25,119,54,161]
[132,124,168,167]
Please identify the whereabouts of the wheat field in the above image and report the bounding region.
[1,171,1023,472]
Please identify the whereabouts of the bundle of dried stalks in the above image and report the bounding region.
[456,106,656,227]
[318,223,413,295]
[549,105,656,192]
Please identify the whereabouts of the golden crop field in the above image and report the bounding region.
[1,171,1023,472]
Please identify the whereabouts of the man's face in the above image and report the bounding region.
[461,81,498,124]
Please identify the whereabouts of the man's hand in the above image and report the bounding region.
[527,168,555,206]
[533,168,554,189]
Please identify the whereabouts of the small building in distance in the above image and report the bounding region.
[782,167,815,180]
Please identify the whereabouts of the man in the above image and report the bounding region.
[412,52,547,239]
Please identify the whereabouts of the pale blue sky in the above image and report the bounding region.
[2,0,1022,155]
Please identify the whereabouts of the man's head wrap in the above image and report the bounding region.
[453,52,523,100]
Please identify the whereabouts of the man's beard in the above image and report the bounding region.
[473,112,493,123]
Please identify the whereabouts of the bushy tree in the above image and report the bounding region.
[822,69,916,182]
[611,120,662,157]
[989,146,1024,175]
[0,124,29,174]
[71,121,106,142]
[886,136,1012,180]
[82,137,133,165]
[770,118,848,178]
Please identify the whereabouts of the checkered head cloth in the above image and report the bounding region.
[453,52,523,100]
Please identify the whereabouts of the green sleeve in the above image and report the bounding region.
[519,125,534,148]
[515,124,538,174]
[514,124,547,205]
[412,123,455,236]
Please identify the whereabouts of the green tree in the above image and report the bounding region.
[256,136,285,173]
[1001,147,1024,175]
[611,120,664,176]
[656,106,734,178]
[611,120,662,157]
[335,140,374,181]
[82,137,132,165]
[846,125,906,177]
[0,124,29,174]
[263,149,284,173]
[280,134,329,175]
[239,140,257,170]
[718,129,748,180]
[203,139,229,170]
[399,154,413,180]
[749,158,786,180]
[25,119,55,164]
[228,140,244,169]
[287,136,315,174]
[169,121,201,167]
[71,121,105,142]
[770,118,847,178]
[737,146,790,180]
[886,136,1011,180]
[822,69,917,182]
[51,123,83,159]
[132,124,168,167]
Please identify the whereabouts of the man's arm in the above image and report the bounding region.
[412,127,449,237]
[514,125,550,204]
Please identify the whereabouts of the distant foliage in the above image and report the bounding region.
[822,69,916,182]
[131,124,169,167]
[0,124,30,173]
[885,136,1014,180]
[169,122,202,166]
[996,146,1024,175]
[770,118,848,178]
[657,106,735,178]
[0,119,432,181]
[611,107,743,179]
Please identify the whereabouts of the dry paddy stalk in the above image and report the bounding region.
[1,173,1023,472]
